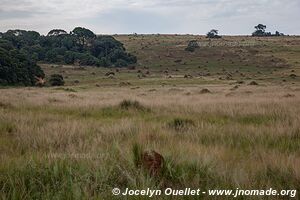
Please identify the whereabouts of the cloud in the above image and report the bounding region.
[0,0,299,34]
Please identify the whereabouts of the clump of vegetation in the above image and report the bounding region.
[236,80,245,84]
[249,81,259,85]
[105,71,115,76]
[0,41,44,86]
[185,40,199,52]
[0,27,136,68]
[119,100,148,111]
[231,85,239,90]
[184,74,193,78]
[0,121,16,133]
[168,118,195,131]
[132,143,143,168]
[200,88,211,94]
[0,102,13,109]
[49,74,65,86]
[252,24,284,37]
[0,27,137,86]
[283,93,295,98]
[206,29,222,39]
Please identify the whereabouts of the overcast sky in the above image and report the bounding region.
[0,0,299,35]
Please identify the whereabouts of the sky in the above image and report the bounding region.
[0,0,299,35]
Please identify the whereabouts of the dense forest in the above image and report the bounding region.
[0,27,137,86]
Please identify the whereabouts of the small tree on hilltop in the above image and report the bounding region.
[252,24,284,37]
[206,29,222,39]
[255,24,266,31]
[252,24,267,36]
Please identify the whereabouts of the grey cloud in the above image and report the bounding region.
[0,0,299,35]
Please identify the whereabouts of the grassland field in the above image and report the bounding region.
[1,35,300,199]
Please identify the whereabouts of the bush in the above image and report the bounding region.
[200,88,211,94]
[49,74,64,86]
[119,100,147,111]
[185,40,199,52]
[249,81,258,86]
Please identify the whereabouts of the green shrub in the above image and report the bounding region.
[49,74,64,86]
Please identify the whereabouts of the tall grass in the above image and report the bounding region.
[0,84,300,199]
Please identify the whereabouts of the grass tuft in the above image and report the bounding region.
[168,118,195,131]
[55,88,77,92]
[132,143,143,168]
[0,102,14,109]
[119,100,148,111]
[0,121,16,134]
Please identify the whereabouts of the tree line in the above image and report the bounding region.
[0,27,137,86]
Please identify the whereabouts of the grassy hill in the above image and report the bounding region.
[39,35,300,87]
[116,35,299,81]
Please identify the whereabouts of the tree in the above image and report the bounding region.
[252,24,284,37]
[252,24,267,36]
[71,27,96,47]
[206,29,222,39]
[255,24,267,32]
[61,35,76,50]
[47,29,68,36]
[2,30,40,48]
